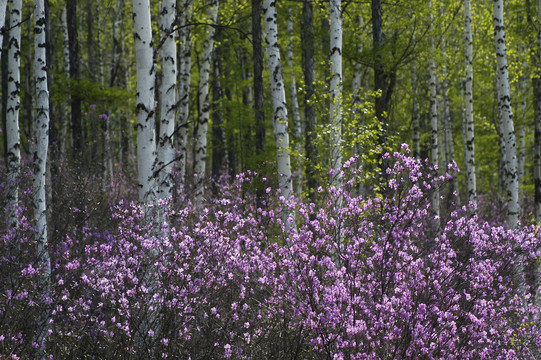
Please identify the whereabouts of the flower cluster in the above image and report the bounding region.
[1,147,541,359]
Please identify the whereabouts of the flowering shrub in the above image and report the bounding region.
[1,146,541,359]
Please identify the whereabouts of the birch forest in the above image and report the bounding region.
[4,0,541,358]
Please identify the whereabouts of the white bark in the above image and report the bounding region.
[464,0,477,207]
[533,0,541,224]
[6,0,23,229]
[412,62,420,159]
[177,0,192,182]
[535,0,541,328]
[287,8,303,198]
[441,38,459,204]
[0,1,7,63]
[33,0,51,353]
[59,6,70,157]
[157,0,177,200]
[518,125,525,205]
[329,0,342,191]
[133,0,157,204]
[96,0,104,85]
[429,2,439,217]
[493,0,519,229]
[263,0,294,201]
[194,0,218,203]
[352,16,362,115]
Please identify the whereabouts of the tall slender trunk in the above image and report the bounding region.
[59,5,70,157]
[464,0,477,207]
[177,0,192,182]
[493,0,519,229]
[253,0,265,155]
[534,0,541,323]
[212,21,227,181]
[412,62,420,159]
[535,0,541,223]
[95,0,104,85]
[157,0,177,201]
[518,125,525,205]
[287,8,302,198]
[33,0,52,354]
[441,38,459,205]
[194,0,219,203]
[302,0,317,200]
[329,0,342,190]
[67,0,82,158]
[6,0,23,229]
[352,15,365,195]
[428,1,439,217]
[133,0,157,204]
[132,0,160,351]
[263,0,294,202]
[0,1,6,63]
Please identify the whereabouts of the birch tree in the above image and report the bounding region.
[303,0,317,199]
[464,0,477,207]
[441,38,459,205]
[157,0,177,201]
[59,5,70,157]
[33,0,52,353]
[535,0,541,223]
[67,0,82,158]
[211,22,228,180]
[329,0,342,190]
[428,1,439,217]
[132,0,161,351]
[263,0,293,201]
[177,0,192,181]
[6,0,23,229]
[0,1,7,62]
[287,8,302,197]
[194,0,219,203]
[412,62,420,159]
[253,0,265,155]
[133,0,157,204]
[493,0,518,229]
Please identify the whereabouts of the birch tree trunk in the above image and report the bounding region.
[0,0,7,63]
[441,39,459,205]
[428,2,439,217]
[177,0,192,182]
[253,0,265,155]
[493,0,519,229]
[157,0,177,201]
[194,0,218,203]
[60,6,70,157]
[33,0,52,353]
[464,0,477,207]
[132,0,160,351]
[263,0,294,201]
[96,0,104,85]
[535,0,541,224]
[287,8,303,198]
[133,0,157,204]
[67,0,82,158]
[352,15,365,196]
[412,62,420,159]
[6,0,23,230]
[329,0,342,190]
[302,0,317,200]
[518,125,525,205]
[211,21,227,180]
[535,0,541,322]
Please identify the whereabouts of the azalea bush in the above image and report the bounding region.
[1,147,541,359]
